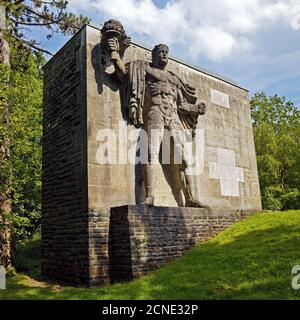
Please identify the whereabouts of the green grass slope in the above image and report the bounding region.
[1,210,300,300]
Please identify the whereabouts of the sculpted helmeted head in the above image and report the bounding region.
[152,44,169,69]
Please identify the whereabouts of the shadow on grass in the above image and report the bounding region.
[4,212,300,300]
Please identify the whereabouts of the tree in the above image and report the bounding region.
[4,0,90,55]
[9,51,43,239]
[251,92,300,210]
[0,31,12,268]
[0,0,89,268]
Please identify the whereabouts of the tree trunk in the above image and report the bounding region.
[0,31,13,268]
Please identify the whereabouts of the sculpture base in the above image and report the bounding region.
[91,205,255,286]
[42,205,254,286]
[42,205,256,286]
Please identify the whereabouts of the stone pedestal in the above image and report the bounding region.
[43,205,254,286]
[108,205,253,283]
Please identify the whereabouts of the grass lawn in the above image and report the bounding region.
[1,210,300,300]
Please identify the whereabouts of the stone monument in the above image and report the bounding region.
[103,19,208,208]
[42,20,261,286]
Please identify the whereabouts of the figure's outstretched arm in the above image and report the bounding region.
[177,89,206,115]
[107,37,127,81]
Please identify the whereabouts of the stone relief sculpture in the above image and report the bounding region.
[101,19,208,208]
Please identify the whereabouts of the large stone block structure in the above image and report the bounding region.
[42,23,261,286]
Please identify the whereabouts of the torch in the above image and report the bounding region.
[101,19,131,62]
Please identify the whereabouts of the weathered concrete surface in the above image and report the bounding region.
[86,24,261,210]
[42,24,261,286]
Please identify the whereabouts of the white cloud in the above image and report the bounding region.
[291,3,300,29]
[69,0,300,61]
[188,27,250,62]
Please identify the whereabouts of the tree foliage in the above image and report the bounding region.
[3,0,90,55]
[251,92,300,210]
[0,1,89,242]
[0,38,43,239]
[9,57,43,238]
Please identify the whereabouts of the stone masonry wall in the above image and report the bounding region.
[87,205,254,285]
[41,29,89,285]
[88,209,111,286]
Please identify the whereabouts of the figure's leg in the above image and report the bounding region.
[181,169,208,208]
[142,163,156,206]
[142,120,164,206]
[161,128,185,206]
[177,130,209,208]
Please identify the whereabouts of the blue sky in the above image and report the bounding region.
[30,0,300,106]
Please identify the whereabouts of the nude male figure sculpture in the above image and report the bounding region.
[103,20,208,207]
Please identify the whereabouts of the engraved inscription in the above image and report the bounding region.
[209,148,244,197]
[211,89,230,108]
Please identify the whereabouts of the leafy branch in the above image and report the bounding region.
[3,0,90,55]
